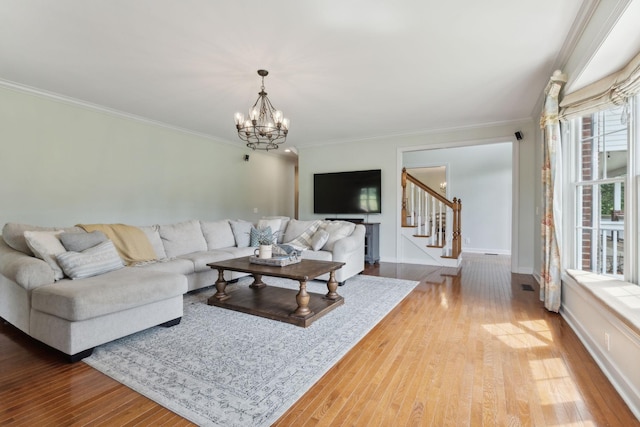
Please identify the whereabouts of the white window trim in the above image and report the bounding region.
[563,96,639,283]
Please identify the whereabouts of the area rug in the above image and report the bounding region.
[84,275,418,426]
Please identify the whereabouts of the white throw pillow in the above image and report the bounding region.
[261,216,290,243]
[310,229,330,251]
[257,218,282,241]
[23,230,66,280]
[321,221,356,251]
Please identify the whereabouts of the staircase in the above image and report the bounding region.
[401,168,462,268]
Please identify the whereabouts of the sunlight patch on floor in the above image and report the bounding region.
[529,358,581,405]
[482,322,548,349]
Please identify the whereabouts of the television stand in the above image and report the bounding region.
[325,218,364,223]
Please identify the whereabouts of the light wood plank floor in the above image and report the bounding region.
[1,254,637,426]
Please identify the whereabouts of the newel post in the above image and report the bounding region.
[401,168,408,226]
[452,197,462,258]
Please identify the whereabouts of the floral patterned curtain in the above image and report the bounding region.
[540,70,566,313]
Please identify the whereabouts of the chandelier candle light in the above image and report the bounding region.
[234,69,289,151]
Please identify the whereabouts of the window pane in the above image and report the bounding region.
[576,182,624,277]
[580,106,628,181]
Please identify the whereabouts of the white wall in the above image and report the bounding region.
[0,85,296,228]
[298,120,536,273]
[403,142,513,254]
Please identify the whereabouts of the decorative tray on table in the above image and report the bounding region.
[248,255,301,267]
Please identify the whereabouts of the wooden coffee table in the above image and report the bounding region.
[206,256,345,327]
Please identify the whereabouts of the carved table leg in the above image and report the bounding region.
[213,268,229,301]
[324,270,341,300]
[291,280,312,317]
[250,274,266,289]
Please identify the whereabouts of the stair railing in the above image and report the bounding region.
[401,168,462,258]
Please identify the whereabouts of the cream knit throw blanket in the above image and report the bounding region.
[78,223,156,265]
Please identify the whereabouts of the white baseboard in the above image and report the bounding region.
[463,247,510,255]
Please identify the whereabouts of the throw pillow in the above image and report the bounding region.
[59,231,108,252]
[321,221,356,251]
[229,220,253,248]
[310,229,330,251]
[286,220,323,249]
[283,219,320,243]
[56,240,124,280]
[249,226,275,247]
[23,230,67,281]
[261,216,290,243]
[158,220,207,258]
[200,220,236,250]
[257,218,282,242]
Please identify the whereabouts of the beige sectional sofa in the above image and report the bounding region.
[0,218,365,361]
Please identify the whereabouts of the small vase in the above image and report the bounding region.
[258,244,272,259]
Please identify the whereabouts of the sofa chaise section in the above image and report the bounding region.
[30,267,186,361]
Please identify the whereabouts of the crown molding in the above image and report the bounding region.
[300,117,534,149]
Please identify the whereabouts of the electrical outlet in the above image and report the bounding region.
[464,238,470,245]
[605,332,610,351]
[253,207,258,214]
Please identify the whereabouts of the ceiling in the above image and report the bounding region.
[0,1,603,149]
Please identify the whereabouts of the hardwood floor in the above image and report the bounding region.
[1,254,637,426]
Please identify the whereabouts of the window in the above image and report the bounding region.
[568,98,638,280]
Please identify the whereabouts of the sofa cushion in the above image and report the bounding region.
[321,221,356,251]
[2,223,82,256]
[138,225,167,260]
[31,267,187,322]
[218,246,256,259]
[23,230,66,281]
[301,249,332,262]
[56,240,124,280]
[158,220,207,258]
[200,220,236,250]
[178,250,233,272]
[59,231,108,252]
[229,220,252,248]
[0,239,55,290]
[135,258,195,275]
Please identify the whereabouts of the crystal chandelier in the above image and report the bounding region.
[234,69,289,151]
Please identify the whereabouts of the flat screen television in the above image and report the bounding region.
[314,169,381,214]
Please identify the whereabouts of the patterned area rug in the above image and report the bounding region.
[84,275,418,426]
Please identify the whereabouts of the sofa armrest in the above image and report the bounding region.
[330,224,366,262]
[0,238,54,290]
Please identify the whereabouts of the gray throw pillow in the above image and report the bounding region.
[56,240,124,280]
[59,231,108,252]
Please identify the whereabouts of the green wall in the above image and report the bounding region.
[0,85,296,228]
